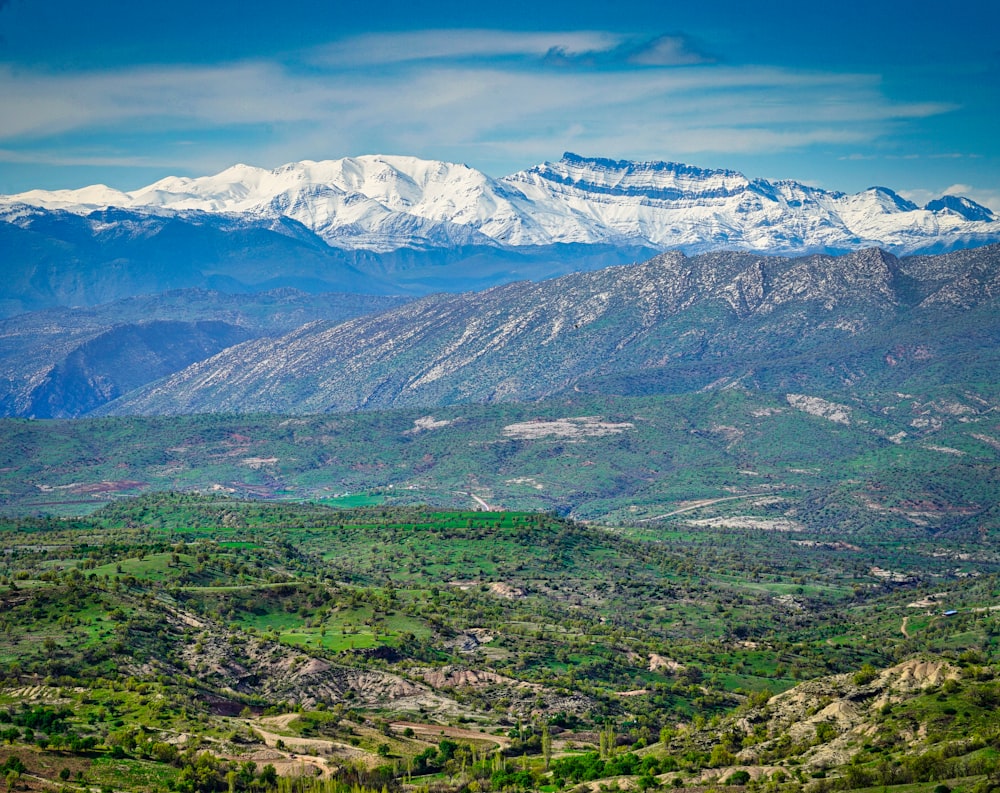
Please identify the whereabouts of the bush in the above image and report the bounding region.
[852,663,878,686]
[0,757,25,775]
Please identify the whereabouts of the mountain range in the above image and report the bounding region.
[2,153,998,315]
[3,152,1000,421]
[0,289,407,418]
[6,153,997,253]
[0,242,991,419]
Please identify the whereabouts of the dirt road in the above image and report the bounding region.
[635,494,761,522]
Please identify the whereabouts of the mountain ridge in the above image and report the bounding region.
[4,152,997,256]
[95,244,1000,417]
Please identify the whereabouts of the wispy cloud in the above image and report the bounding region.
[0,29,960,179]
[898,184,1000,213]
[311,30,627,67]
[627,34,715,66]
[0,148,168,167]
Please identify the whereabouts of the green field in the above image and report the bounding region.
[0,488,996,793]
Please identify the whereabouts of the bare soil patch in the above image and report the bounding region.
[502,416,633,440]
[389,721,510,748]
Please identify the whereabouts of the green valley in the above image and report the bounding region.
[0,493,997,793]
[0,244,998,793]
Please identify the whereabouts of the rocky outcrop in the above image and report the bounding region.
[694,659,965,770]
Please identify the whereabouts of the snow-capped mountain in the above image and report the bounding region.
[4,153,997,255]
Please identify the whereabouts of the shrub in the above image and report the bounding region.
[853,663,878,686]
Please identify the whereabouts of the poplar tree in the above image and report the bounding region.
[542,723,552,771]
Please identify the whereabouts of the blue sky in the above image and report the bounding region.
[0,0,997,209]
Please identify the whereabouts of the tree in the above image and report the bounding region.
[259,764,277,787]
[853,663,878,686]
[542,723,552,771]
[709,744,735,768]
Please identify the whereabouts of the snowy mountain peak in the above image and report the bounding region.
[860,187,919,213]
[510,152,751,200]
[2,154,997,256]
[8,183,132,213]
[924,195,996,222]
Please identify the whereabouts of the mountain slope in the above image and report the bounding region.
[22,320,255,419]
[0,289,408,417]
[98,245,1000,416]
[0,205,396,316]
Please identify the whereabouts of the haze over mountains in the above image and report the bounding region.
[2,153,998,315]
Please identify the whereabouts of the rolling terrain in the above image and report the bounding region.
[0,497,997,793]
[4,384,999,548]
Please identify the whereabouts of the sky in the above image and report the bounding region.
[0,0,998,209]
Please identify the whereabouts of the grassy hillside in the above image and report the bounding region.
[0,497,997,793]
[4,388,998,557]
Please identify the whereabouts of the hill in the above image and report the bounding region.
[96,245,1000,416]
[0,289,407,418]
[4,385,999,547]
[0,497,996,793]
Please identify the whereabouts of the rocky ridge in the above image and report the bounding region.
[96,244,1000,416]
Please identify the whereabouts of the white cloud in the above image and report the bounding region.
[628,35,714,66]
[0,29,960,179]
[0,62,329,139]
[898,184,1000,213]
[311,29,626,66]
